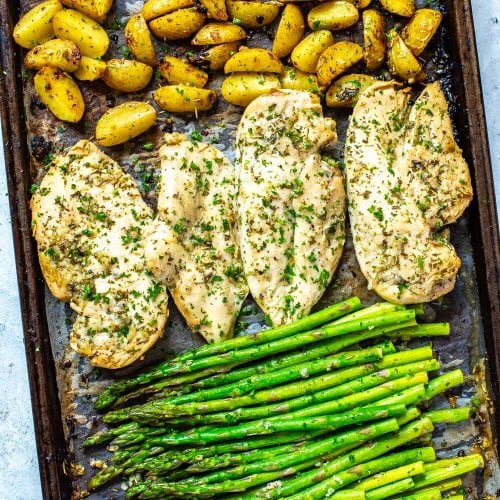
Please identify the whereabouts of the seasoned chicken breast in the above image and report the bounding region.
[235,90,345,325]
[344,81,473,303]
[31,140,168,369]
[145,133,248,343]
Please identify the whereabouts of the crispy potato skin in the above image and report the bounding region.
[160,56,209,87]
[149,7,206,40]
[280,66,323,94]
[221,72,281,107]
[142,0,194,21]
[154,85,217,112]
[380,0,415,17]
[272,4,305,59]
[291,30,334,73]
[60,0,112,23]
[96,101,157,146]
[103,59,154,93]
[125,14,157,66]
[308,1,359,31]
[25,39,81,72]
[224,47,284,74]
[316,41,364,86]
[192,41,242,70]
[325,73,376,108]
[401,8,443,56]
[200,0,229,21]
[191,22,247,45]
[74,56,107,81]
[13,0,62,49]
[34,67,85,123]
[226,0,280,28]
[363,9,386,71]
[387,29,425,83]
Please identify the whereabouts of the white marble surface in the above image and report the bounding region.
[0,1,498,498]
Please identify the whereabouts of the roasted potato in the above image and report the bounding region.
[221,73,280,107]
[24,39,81,72]
[272,4,305,59]
[160,56,209,87]
[380,0,415,17]
[226,0,280,28]
[354,0,371,7]
[52,9,109,57]
[125,14,157,66]
[142,0,194,21]
[154,85,217,112]
[291,30,334,73]
[13,0,62,49]
[33,67,84,122]
[224,48,284,74]
[74,56,107,81]
[191,22,247,45]
[96,102,157,146]
[307,1,359,31]
[103,59,154,92]
[402,8,443,56]
[200,0,229,21]
[325,74,376,107]
[316,41,364,86]
[60,0,113,23]
[387,29,425,83]
[280,66,323,94]
[363,9,386,71]
[191,41,242,70]
[149,7,206,40]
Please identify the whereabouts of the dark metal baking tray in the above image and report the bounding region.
[1,0,499,498]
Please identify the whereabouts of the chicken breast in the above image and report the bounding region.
[235,90,345,325]
[145,133,248,343]
[344,81,473,303]
[31,140,168,369]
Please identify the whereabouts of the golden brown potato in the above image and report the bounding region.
[221,73,280,107]
[60,0,112,23]
[24,39,81,72]
[149,7,206,40]
[316,41,364,86]
[226,0,280,28]
[363,9,386,71]
[191,22,247,45]
[325,73,376,107]
[192,41,242,70]
[307,1,359,31]
[125,14,157,66]
[380,0,415,17]
[33,67,84,122]
[224,47,284,73]
[142,0,194,21]
[272,4,305,59]
[401,8,443,56]
[160,56,209,87]
[200,0,228,20]
[154,85,217,112]
[387,29,425,83]
[344,0,372,7]
[96,102,157,146]
[74,56,107,81]
[52,9,109,57]
[103,59,154,92]
[280,66,323,94]
[13,0,62,49]
[291,30,334,73]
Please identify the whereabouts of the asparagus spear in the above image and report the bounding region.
[355,461,425,491]
[385,323,450,339]
[394,488,442,500]
[365,478,415,500]
[424,407,471,424]
[423,370,465,402]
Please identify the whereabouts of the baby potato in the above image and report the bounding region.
[13,0,62,49]
[272,4,305,59]
[224,47,284,74]
[387,29,425,83]
[60,0,113,23]
[280,66,323,94]
[24,39,81,72]
[191,41,242,70]
[149,7,206,40]
[325,73,376,107]
[160,56,209,87]
[200,0,229,21]
[125,14,157,66]
[154,85,217,113]
[401,8,443,56]
[96,102,157,147]
[103,59,154,92]
[226,0,280,28]
[191,22,247,45]
[316,41,364,86]
[74,56,107,81]
[53,9,109,57]
[344,0,372,7]
[363,9,386,71]
[33,67,84,122]
[142,0,194,21]
[291,30,334,73]
[307,1,359,31]
[221,73,280,107]
[380,0,415,17]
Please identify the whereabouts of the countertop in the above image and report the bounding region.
[0,1,498,498]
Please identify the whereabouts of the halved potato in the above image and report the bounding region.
[160,56,209,87]
[200,0,228,20]
[325,74,376,107]
[191,22,247,45]
[316,41,364,86]
[149,7,206,40]
[221,73,281,107]
[380,0,415,17]
[103,59,154,92]
[142,0,194,21]
[96,102,157,147]
[224,47,284,73]
[33,67,84,123]
[290,30,334,73]
[272,4,305,59]
[308,1,359,31]
[74,56,107,81]
[387,29,425,83]
[401,8,443,56]
[154,85,217,112]
[60,0,112,23]
[25,39,81,72]
[363,9,386,71]
[191,41,242,71]
[13,0,62,49]
[125,14,157,66]
[226,0,280,28]
[280,66,323,94]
